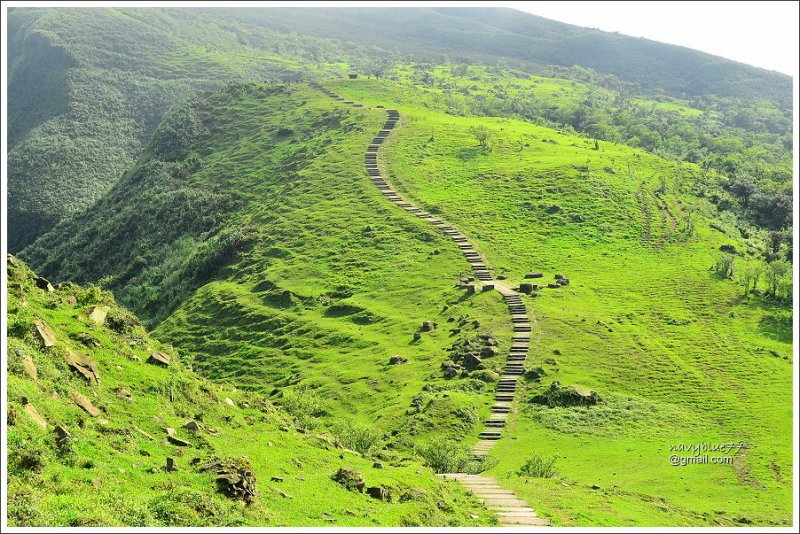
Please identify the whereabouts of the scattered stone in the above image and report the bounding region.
[413,332,422,341]
[21,355,38,381]
[224,397,236,407]
[519,283,534,294]
[546,204,562,214]
[65,295,78,306]
[463,353,483,370]
[421,321,436,332]
[465,284,476,294]
[372,461,384,469]
[558,278,570,286]
[35,276,55,292]
[480,345,499,358]
[134,426,155,441]
[139,450,151,456]
[496,275,507,280]
[65,350,99,383]
[88,306,111,325]
[544,358,558,365]
[167,435,192,447]
[332,467,365,492]
[70,390,101,417]
[389,355,408,365]
[165,457,178,472]
[24,403,47,429]
[470,369,499,382]
[481,284,494,291]
[553,349,562,355]
[554,274,564,280]
[271,476,284,482]
[524,366,546,382]
[34,320,57,348]
[547,283,561,289]
[590,484,601,490]
[530,381,602,408]
[720,244,737,254]
[278,490,293,499]
[116,388,133,401]
[399,487,426,502]
[148,351,171,367]
[366,486,392,501]
[524,273,544,279]
[72,332,100,347]
[184,420,202,432]
[441,362,458,378]
[165,427,177,437]
[54,426,72,447]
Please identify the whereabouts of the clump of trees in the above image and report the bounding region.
[467,125,491,148]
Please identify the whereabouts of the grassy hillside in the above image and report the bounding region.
[329,78,793,526]
[6,255,496,527]
[21,83,515,457]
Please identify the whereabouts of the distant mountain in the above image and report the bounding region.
[205,7,792,105]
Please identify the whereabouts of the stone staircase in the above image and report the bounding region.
[438,474,549,527]
[313,82,544,527]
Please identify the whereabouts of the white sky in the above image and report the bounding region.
[510,1,799,77]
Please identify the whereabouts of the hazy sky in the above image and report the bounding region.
[508,1,798,76]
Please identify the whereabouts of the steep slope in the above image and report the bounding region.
[330,78,793,526]
[22,83,514,460]
[6,7,382,249]
[6,255,494,527]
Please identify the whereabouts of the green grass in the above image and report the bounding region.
[6,257,497,527]
[329,77,793,526]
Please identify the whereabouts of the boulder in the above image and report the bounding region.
[465,284,476,294]
[200,457,257,504]
[184,420,202,432]
[530,381,601,408]
[480,345,499,358]
[366,486,392,501]
[332,467,365,492]
[22,355,38,381]
[421,321,436,332]
[88,306,111,326]
[388,355,408,365]
[73,332,100,347]
[524,273,544,279]
[720,244,737,254]
[558,278,570,286]
[519,283,534,294]
[547,283,561,289]
[70,390,101,416]
[35,276,55,292]
[165,457,178,472]
[544,358,558,365]
[441,363,458,378]
[65,295,78,306]
[168,435,193,447]
[65,350,99,383]
[148,351,171,366]
[23,403,47,429]
[524,366,546,382]
[463,353,483,370]
[482,284,495,291]
[116,388,133,401]
[554,274,564,280]
[34,320,57,348]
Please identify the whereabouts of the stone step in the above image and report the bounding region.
[495,394,514,402]
[491,406,511,413]
[479,432,502,440]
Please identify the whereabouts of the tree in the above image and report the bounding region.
[467,125,491,148]
[451,64,469,78]
[714,253,736,279]
[738,263,763,295]
[765,259,790,298]
[729,177,757,207]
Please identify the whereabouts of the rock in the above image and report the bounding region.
[399,487,426,502]
[165,427,177,437]
[720,244,737,254]
[366,486,392,501]
[34,320,57,348]
[140,450,151,456]
[463,353,483,370]
[271,476,284,482]
[372,461,384,469]
[73,332,100,347]
[547,283,561,289]
[412,332,422,341]
[441,363,458,378]
[165,458,178,472]
[332,467,365,492]
[496,275,507,280]
[554,274,564,280]
[278,490,293,499]
[23,403,47,429]
[7,253,21,269]
[546,204,562,214]
[167,436,192,447]
[421,321,436,332]
[481,284,494,291]
[35,276,55,292]
[88,306,111,325]
[465,284,476,294]
[65,350,99,383]
[224,397,236,407]
[524,272,544,279]
[116,388,133,401]
[571,214,586,222]
[183,420,202,432]
[134,426,156,441]
[54,426,72,447]
[148,352,171,366]
[470,370,499,382]
[201,457,258,503]
[70,390,101,416]
[388,355,408,365]
[558,278,570,286]
[65,295,78,306]
[524,366,546,382]
[21,355,38,381]
[519,283,534,294]
[530,381,601,408]
[544,358,558,365]
[553,349,562,355]
[480,345,499,358]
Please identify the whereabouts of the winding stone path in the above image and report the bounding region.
[314,83,545,526]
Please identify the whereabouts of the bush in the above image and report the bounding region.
[330,420,383,455]
[280,387,326,429]
[517,453,559,478]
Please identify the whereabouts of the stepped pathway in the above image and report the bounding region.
[313,84,545,527]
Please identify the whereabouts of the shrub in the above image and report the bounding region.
[330,420,383,455]
[416,438,496,474]
[517,453,559,478]
[280,387,326,429]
